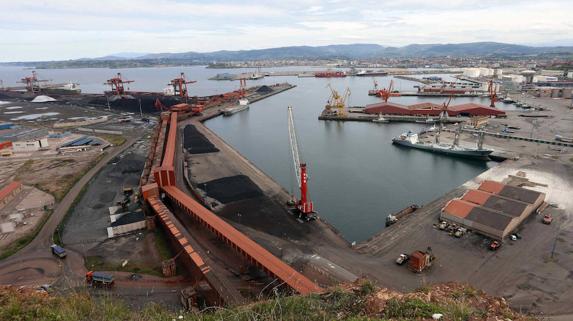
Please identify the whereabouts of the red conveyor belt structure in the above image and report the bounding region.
[141,110,322,304]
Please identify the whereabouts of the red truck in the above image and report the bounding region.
[408,247,435,273]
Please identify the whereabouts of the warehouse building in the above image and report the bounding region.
[0,181,22,208]
[441,180,545,239]
[106,211,146,238]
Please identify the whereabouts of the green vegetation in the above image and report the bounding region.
[98,134,126,146]
[85,254,163,277]
[154,228,174,260]
[0,282,537,321]
[53,181,90,246]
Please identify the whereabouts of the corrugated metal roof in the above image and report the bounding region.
[462,189,492,205]
[0,181,21,201]
[466,207,513,231]
[498,185,543,204]
[443,199,475,218]
[478,180,505,194]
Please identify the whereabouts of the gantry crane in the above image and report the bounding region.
[169,72,196,101]
[105,73,134,96]
[325,85,351,117]
[377,79,401,102]
[287,106,316,221]
[487,80,497,108]
[19,71,49,93]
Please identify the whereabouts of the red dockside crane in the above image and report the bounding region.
[105,73,134,96]
[488,80,497,108]
[169,72,196,101]
[19,71,49,93]
[287,106,316,221]
[377,79,401,102]
[239,78,247,98]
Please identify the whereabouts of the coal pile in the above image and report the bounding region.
[88,95,182,113]
[183,125,219,154]
[198,175,262,204]
[256,85,273,94]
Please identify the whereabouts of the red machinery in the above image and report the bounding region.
[169,72,196,101]
[105,72,134,95]
[488,80,497,108]
[20,71,48,93]
[287,106,316,220]
[239,78,247,98]
[377,80,401,102]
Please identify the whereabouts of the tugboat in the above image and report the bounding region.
[392,126,493,160]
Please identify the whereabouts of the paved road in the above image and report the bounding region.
[0,137,139,286]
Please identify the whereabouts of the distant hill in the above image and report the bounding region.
[125,42,573,61]
[3,42,572,68]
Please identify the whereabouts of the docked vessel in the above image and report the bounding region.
[223,98,250,116]
[315,71,346,78]
[356,70,388,77]
[392,129,492,160]
[0,71,81,97]
[372,114,389,123]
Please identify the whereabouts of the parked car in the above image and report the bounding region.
[395,254,409,265]
[489,240,501,251]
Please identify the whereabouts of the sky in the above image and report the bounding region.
[0,0,572,62]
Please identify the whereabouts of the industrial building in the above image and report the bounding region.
[0,181,22,208]
[0,128,50,153]
[57,135,107,153]
[363,102,506,117]
[106,211,146,238]
[441,180,545,239]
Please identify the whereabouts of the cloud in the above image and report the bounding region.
[0,0,571,61]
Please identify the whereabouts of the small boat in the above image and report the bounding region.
[372,114,389,123]
[415,118,436,124]
[223,98,250,116]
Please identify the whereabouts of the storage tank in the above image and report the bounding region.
[521,70,536,84]
[463,68,481,78]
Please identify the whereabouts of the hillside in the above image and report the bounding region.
[4,42,573,68]
[0,281,537,321]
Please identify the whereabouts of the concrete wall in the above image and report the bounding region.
[107,221,146,238]
[12,138,48,153]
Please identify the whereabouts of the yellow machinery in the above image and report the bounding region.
[325,85,351,117]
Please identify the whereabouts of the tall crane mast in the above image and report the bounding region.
[377,79,400,102]
[287,106,316,221]
[488,80,497,108]
[105,73,134,96]
[169,72,196,101]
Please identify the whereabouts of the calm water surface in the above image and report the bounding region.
[1,65,506,241]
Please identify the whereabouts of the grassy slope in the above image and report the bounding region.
[0,281,538,321]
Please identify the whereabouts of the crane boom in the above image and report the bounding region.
[287,106,315,220]
[287,106,301,187]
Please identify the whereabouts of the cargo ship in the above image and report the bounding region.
[392,130,492,160]
[315,71,346,78]
[0,71,81,97]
